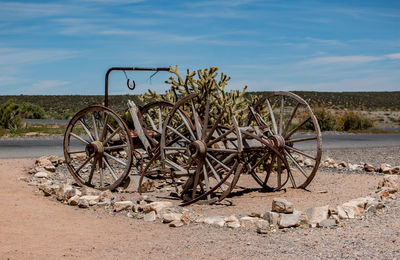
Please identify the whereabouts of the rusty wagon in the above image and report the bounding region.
[63,67,322,206]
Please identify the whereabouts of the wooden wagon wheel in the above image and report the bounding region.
[63,105,134,190]
[159,94,243,206]
[245,91,322,190]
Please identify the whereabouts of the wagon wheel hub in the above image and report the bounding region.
[269,135,286,150]
[188,140,207,160]
[85,140,104,157]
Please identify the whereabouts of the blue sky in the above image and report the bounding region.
[0,0,399,95]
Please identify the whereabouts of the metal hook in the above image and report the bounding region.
[148,70,159,84]
[127,79,136,90]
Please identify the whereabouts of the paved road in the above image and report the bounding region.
[0,133,399,159]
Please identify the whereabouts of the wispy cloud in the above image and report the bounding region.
[0,48,78,67]
[301,55,382,65]
[385,53,400,59]
[27,80,70,95]
[305,37,346,47]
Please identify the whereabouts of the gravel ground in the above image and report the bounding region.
[1,145,400,259]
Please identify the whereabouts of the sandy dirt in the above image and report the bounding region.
[1,158,399,259]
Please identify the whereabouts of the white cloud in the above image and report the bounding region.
[28,80,70,94]
[301,55,382,65]
[0,48,78,67]
[385,53,400,59]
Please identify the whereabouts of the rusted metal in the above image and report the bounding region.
[64,66,322,206]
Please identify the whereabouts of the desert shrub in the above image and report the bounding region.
[308,105,338,131]
[0,100,47,129]
[340,110,374,131]
[19,102,47,119]
[0,100,21,129]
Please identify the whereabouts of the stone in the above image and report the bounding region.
[279,210,302,228]
[306,205,329,225]
[78,199,89,208]
[256,219,270,234]
[169,220,184,227]
[56,185,79,201]
[337,205,354,219]
[262,211,280,226]
[34,171,48,178]
[378,175,400,190]
[99,190,113,202]
[226,221,241,229]
[113,201,134,212]
[248,212,261,218]
[338,161,348,168]
[144,211,156,222]
[44,165,56,173]
[324,158,335,165]
[81,186,100,196]
[161,213,182,223]
[304,158,313,167]
[318,219,337,228]
[363,163,375,172]
[35,156,53,167]
[143,201,173,215]
[181,211,199,224]
[225,215,239,223]
[41,184,60,196]
[239,216,259,228]
[68,195,80,206]
[341,197,375,217]
[79,195,99,206]
[272,198,294,213]
[348,163,359,171]
[203,216,226,227]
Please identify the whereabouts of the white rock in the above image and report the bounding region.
[226,221,241,229]
[337,205,354,219]
[239,216,259,228]
[203,216,226,227]
[161,213,182,223]
[68,195,80,206]
[338,161,348,168]
[144,201,173,215]
[304,158,313,167]
[34,171,48,178]
[44,165,56,173]
[256,219,270,234]
[225,215,239,223]
[306,205,329,226]
[272,198,294,213]
[262,211,280,226]
[78,199,89,208]
[279,210,302,228]
[79,195,99,206]
[144,211,156,222]
[378,175,400,190]
[35,156,53,167]
[113,201,134,212]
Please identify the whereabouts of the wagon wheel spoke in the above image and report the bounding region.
[205,111,225,143]
[207,153,231,171]
[79,119,95,142]
[284,150,309,179]
[92,113,99,140]
[202,98,210,139]
[103,127,121,145]
[289,136,318,143]
[103,152,128,167]
[285,117,311,139]
[70,132,89,145]
[100,113,109,142]
[191,161,203,199]
[284,145,316,161]
[103,157,118,181]
[279,95,284,134]
[282,103,300,136]
[262,153,275,187]
[191,99,202,139]
[177,110,196,141]
[145,112,159,133]
[266,99,278,134]
[205,158,222,185]
[166,125,191,143]
[86,157,97,186]
[202,163,211,200]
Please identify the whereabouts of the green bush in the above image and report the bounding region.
[0,100,47,129]
[19,102,47,119]
[340,110,374,131]
[0,100,21,129]
[308,106,338,131]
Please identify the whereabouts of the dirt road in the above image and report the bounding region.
[1,158,400,259]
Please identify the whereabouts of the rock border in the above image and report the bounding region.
[19,155,400,234]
